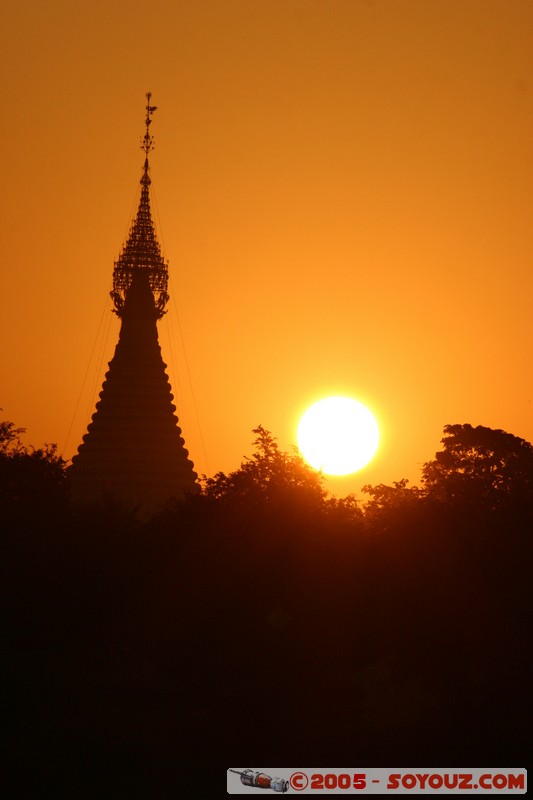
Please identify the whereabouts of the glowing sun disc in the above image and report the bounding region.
[297,396,380,476]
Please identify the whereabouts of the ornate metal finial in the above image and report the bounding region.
[142,91,158,156]
[111,93,169,320]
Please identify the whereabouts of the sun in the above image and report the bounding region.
[297,396,380,476]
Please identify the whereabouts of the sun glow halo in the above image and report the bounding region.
[297,396,380,476]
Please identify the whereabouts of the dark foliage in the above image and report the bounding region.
[0,418,68,518]
[1,418,531,796]
[422,423,533,511]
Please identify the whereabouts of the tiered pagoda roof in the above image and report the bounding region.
[69,94,198,512]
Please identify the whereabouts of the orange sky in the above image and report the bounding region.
[2,0,532,497]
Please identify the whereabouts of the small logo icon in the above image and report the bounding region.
[229,769,289,793]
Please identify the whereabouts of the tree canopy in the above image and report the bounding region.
[421,423,533,510]
[199,425,365,525]
[0,416,68,516]
[1,415,530,791]
[201,425,328,505]
[2,415,532,523]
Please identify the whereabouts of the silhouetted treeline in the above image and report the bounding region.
[2,421,531,797]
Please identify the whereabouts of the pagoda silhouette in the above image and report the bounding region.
[70,94,198,511]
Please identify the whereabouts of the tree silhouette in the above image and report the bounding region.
[199,425,365,528]
[0,418,26,453]
[202,425,328,506]
[2,414,531,793]
[361,478,422,531]
[421,423,533,510]
[0,416,67,516]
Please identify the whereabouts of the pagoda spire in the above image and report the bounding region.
[69,94,199,513]
[111,92,169,320]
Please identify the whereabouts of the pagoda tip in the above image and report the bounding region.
[142,92,157,156]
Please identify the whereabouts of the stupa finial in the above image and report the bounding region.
[111,93,169,319]
[142,91,157,156]
[141,92,157,187]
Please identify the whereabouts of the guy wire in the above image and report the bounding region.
[151,181,211,476]
[61,293,109,459]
